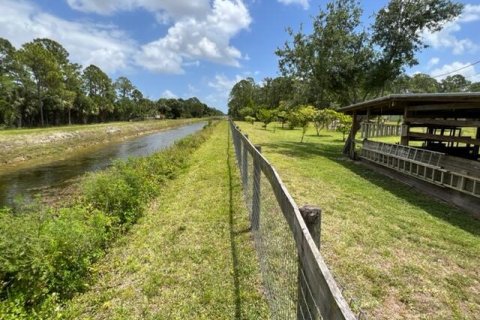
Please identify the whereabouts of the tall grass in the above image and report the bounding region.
[0,122,215,318]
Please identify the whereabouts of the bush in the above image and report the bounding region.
[244,115,255,125]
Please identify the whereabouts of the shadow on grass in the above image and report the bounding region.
[260,140,480,237]
[226,127,243,320]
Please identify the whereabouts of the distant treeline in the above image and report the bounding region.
[228,73,480,120]
[0,38,222,128]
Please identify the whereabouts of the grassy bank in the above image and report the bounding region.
[237,121,480,319]
[0,121,217,318]
[65,121,268,319]
[0,119,202,170]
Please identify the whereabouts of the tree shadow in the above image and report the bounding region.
[260,140,480,237]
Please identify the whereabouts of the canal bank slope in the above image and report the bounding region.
[0,119,201,170]
[65,121,269,319]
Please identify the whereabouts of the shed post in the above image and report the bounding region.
[297,205,322,320]
[401,108,410,146]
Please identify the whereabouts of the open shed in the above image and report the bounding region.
[339,93,480,215]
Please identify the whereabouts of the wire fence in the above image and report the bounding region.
[230,120,356,320]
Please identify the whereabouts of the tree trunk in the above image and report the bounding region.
[37,83,44,126]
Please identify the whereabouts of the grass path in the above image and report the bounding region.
[237,122,480,320]
[65,121,269,319]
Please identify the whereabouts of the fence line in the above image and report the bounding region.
[230,120,356,320]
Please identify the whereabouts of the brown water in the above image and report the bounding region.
[0,122,206,208]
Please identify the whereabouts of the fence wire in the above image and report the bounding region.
[230,121,356,320]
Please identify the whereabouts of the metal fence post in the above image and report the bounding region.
[242,134,249,188]
[297,205,322,320]
[252,145,262,231]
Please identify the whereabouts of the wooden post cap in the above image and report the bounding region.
[299,205,321,225]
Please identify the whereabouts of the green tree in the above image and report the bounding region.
[469,82,480,92]
[0,38,20,126]
[228,78,258,119]
[440,74,471,92]
[275,0,463,107]
[17,41,63,126]
[313,108,337,135]
[370,0,462,92]
[336,113,352,142]
[410,73,440,93]
[82,65,115,122]
[256,108,275,129]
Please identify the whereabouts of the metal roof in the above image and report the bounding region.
[339,93,480,115]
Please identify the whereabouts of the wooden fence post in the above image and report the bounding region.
[251,145,262,231]
[297,205,322,320]
[242,134,249,187]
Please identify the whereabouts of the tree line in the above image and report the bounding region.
[228,0,474,125]
[0,38,222,128]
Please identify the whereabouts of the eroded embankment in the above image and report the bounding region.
[0,119,199,169]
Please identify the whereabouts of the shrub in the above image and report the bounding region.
[244,115,255,125]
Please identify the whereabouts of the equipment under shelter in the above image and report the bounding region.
[339,93,480,215]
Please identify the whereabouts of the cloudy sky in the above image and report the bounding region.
[0,0,479,112]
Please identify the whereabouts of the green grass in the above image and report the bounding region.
[64,121,269,319]
[237,121,480,319]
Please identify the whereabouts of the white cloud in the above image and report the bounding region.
[208,74,244,92]
[135,0,251,74]
[421,4,480,55]
[66,0,210,20]
[430,61,480,82]
[460,4,480,22]
[0,0,135,73]
[0,0,251,75]
[277,0,309,10]
[205,74,245,108]
[427,57,440,68]
[161,89,178,98]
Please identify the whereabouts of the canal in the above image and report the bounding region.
[0,122,206,207]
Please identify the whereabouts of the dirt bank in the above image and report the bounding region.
[0,119,200,170]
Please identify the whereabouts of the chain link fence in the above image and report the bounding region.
[230,121,356,320]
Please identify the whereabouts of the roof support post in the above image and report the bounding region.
[401,107,410,146]
[343,112,360,159]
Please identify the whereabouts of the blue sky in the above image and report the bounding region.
[0,0,479,112]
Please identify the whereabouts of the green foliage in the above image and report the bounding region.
[239,106,255,119]
[228,78,258,119]
[335,113,352,141]
[256,108,275,129]
[0,37,220,128]
[313,108,338,135]
[274,0,463,106]
[0,123,214,316]
[0,205,110,307]
[245,115,255,124]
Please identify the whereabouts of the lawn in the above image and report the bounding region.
[65,121,269,319]
[236,121,480,319]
